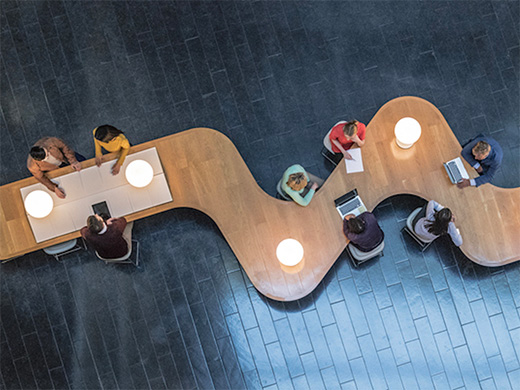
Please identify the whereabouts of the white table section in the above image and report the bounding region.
[20,147,173,243]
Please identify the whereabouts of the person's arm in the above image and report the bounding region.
[473,159,500,187]
[27,160,58,191]
[107,217,127,233]
[447,222,463,246]
[331,139,352,160]
[285,186,316,207]
[54,137,77,165]
[115,136,131,166]
[425,200,438,219]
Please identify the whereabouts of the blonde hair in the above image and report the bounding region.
[343,120,358,137]
[473,141,490,156]
[287,172,308,191]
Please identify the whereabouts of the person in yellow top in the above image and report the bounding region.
[93,125,131,175]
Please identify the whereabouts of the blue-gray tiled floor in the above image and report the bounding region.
[1,1,519,389]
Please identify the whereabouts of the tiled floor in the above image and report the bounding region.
[1,1,519,389]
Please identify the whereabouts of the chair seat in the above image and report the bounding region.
[43,239,78,255]
[348,240,385,261]
[406,208,434,243]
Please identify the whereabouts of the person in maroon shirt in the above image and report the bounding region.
[343,212,384,252]
[81,215,130,259]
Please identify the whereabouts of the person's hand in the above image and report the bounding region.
[476,166,483,174]
[106,217,116,225]
[111,163,121,175]
[344,213,355,220]
[311,182,319,191]
[71,161,82,171]
[457,179,470,189]
[95,156,103,167]
[451,214,456,222]
[54,187,66,199]
[343,151,353,160]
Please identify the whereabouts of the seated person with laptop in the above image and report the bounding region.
[412,200,462,246]
[343,212,384,252]
[280,165,323,206]
[457,134,503,189]
[81,213,132,260]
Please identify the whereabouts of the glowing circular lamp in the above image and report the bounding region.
[125,160,154,188]
[394,117,421,149]
[24,190,54,218]
[276,239,304,267]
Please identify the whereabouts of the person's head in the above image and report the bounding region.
[472,141,491,161]
[426,208,452,236]
[342,120,359,139]
[30,146,47,161]
[94,125,124,143]
[346,216,366,234]
[87,214,105,234]
[286,172,308,191]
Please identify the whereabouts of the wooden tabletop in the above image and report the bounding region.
[1,96,519,301]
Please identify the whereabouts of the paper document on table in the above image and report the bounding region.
[344,148,364,173]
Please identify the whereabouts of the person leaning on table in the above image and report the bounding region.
[457,134,503,189]
[93,124,131,175]
[81,214,132,260]
[329,120,366,161]
[280,164,324,207]
[412,200,463,246]
[27,137,85,199]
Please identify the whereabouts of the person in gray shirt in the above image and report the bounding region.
[413,200,463,246]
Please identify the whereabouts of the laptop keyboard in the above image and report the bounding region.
[339,197,362,215]
[447,161,462,182]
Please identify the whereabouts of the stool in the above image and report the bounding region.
[43,238,86,262]
[347,240,385,267]
[403,208,434,251]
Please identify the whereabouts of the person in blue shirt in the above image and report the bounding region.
[458,135,503,188]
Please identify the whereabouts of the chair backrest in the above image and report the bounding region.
[276,179,291,201]
[406,207,435,244]
[323,121,347,153]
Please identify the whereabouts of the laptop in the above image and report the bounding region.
[443,157,469,184]
[335,189,367,218]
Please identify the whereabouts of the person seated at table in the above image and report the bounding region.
[93,124,131,175]
[329,120,366,162]
[343,212,384,252]
[458,134,503,189]
[81,214,133,259]
[27,137,85,199]
[412,200,463,246]
[280,164,324,206]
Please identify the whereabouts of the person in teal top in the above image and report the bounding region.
[279,164,324,206]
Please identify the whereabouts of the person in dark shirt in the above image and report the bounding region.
[81,214,129,259]
[458,134,503,188]
[343,212,384,252]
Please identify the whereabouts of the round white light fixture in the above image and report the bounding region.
[125,160,154,188]
[24,190,54,218]
[276,239,304,267]
[394,117,422,149]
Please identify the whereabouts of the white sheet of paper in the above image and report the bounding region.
[345,148,364,174]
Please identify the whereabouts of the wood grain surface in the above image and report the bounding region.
[1,96,518,301]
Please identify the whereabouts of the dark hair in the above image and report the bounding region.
[30,146,46,161]
[87,215,104,234]
[347,217,365,234]
[94,125,123,142]
[342,120,358,137]
[425,208,452,236]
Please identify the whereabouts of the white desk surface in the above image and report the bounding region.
[20,147,173,243]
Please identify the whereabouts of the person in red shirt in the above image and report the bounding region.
[329,120,366,162]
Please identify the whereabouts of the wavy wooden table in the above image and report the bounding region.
[1,97,519,301]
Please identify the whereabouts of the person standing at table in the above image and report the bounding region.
[27,137,85,199]
[458,134,502,189]
[280,164,324,206]
[343,212,384,252]
[93,125,131,175]
[329,120,366,162]
[81,214,132,260]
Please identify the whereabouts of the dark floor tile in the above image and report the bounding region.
[357,334,386,389]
